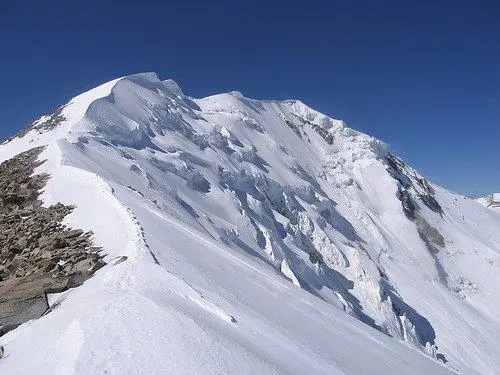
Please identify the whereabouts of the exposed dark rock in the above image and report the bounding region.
[386,153,412,189]
[387,153,447,285]
[281,115,303,139]
[415,215,445,251]
[414,175,435,195]
[419,193,443,215]
[291,113,334,144]
[309,251,324,265]
[0,147,105,336]
[387,153,444,246]
[311,124,334,144]
[386,152,443,218]
[0,275,65,333]
[386,152,406,171]
[6,105,67,142]
[397,189,417,220]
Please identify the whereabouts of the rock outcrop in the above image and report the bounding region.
[0,147,105,335]
[6,105,66,142]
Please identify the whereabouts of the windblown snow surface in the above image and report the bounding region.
[1,73,500,374]
[477,193,500,214]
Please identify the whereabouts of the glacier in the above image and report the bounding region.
[1,72,499,374]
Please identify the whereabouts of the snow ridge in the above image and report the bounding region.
[1,72,499,374]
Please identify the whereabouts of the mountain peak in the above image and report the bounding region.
[1,73,500,374]
[162,78,185,99]
[5,72,381,158]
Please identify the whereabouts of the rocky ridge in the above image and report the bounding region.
[5,105,67,142]
[0,147,104,335]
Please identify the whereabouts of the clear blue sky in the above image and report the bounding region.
[1,0,499,196]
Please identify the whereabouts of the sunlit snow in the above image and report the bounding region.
[1,73,499,374]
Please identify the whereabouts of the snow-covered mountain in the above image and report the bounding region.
[477,193,500,214]
[1,72,499,374]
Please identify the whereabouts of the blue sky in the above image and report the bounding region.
[1,0,498,196]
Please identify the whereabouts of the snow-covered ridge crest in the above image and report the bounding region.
[1,72,500,374]
[72,72,387,162]
[2,71,386,164]
[0,75,124,163]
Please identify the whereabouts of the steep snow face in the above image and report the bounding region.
[1,72,499,374]
[477,193,500,213]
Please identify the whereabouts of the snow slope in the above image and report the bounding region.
[1,72,499,374]
[477,193,500,214]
